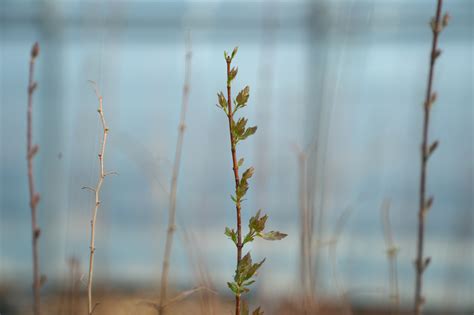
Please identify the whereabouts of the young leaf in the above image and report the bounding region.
[231,46,238,59]
[225,227,238,245]
[217,92,226,108]
[227,282,240,295]
[249,210,268,234]
[238,158,244,167]
[217,92,228,114]
[242,231,255,245]
[233,117,247,140]
[236,167,254,200]
[259,231,288,241]
[252,306,264,315]
[241,126,257,141]
[236,86,250,106]
[228,67,238,83]
[242,167,254,181]
[235,252,253,283]
[242,258,265,283]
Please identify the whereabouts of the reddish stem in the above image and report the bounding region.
[225,57,242,315]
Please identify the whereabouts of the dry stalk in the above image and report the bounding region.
[158,35,193,315]
[27,41,42,315]
[380,199,399,315]
[180,226,217,315]
[414,1,449,314]
[85,82,112,315]
[328,208,352,315]
[293,144,316,311]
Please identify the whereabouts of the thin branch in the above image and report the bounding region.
[27,41,42,315]
[86,81,110,315]
[81,186,96,193]
[414,1,448,314]
[158,34,193,315]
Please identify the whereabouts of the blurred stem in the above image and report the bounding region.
[158,35,192,315]
[27,41,41,315]
[414,0,445,314]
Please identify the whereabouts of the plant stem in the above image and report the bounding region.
[87,84,109,315]
[27,41,41,315]
[158,36,192,315]
[415,1,444,314]
[225,57,242,315]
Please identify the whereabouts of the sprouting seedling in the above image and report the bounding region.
[414,1,449,314]
[217,47,287,315]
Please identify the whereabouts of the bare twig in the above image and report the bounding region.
[158,34,193,315]
[27,41,42,315]
[414,1,449,314]
[86,81,110,315]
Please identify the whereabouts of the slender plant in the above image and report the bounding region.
[84,82,113,315]
[26,41,43,315]
[216,47,287,315]
[158,36,193,315]
[414,1,449,314]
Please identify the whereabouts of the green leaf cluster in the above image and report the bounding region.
[236,167,254,202]
[232,117,257,145]
[224,46,239,62]
[216,85,252,121]
[233,85,250,114]
[216,91,228,114]
[227,252,265,296]
[243,210,287,245]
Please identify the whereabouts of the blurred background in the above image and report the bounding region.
[0,0,473,313]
